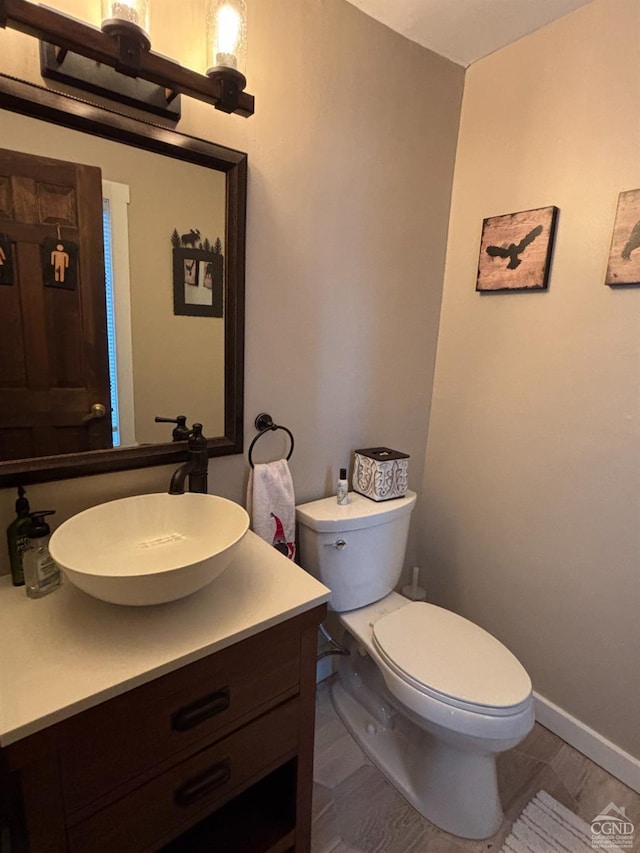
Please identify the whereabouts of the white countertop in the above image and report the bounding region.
[0,531,330,747]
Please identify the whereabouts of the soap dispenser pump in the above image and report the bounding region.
[6,486,31,586]
[23,511,59,599]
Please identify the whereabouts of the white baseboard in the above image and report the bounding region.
[534,692,640,793]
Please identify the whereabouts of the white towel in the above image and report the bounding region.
[246,459,296,559]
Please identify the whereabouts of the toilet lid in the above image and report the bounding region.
[372,602,531,713]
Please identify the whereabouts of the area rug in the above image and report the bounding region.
[500,790,625,853]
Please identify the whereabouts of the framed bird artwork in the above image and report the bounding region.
[476,206,558,292]
[605,188,640,287]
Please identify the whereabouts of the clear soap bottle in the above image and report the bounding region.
[23,511,59,599]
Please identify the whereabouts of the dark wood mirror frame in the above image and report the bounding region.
[0,74,246,487]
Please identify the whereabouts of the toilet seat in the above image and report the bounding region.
[372,602,532,717]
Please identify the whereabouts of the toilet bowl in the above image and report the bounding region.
[335,591,534,838]
[296,491,534,840]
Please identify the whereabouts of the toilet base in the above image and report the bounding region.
[331,678,504,840]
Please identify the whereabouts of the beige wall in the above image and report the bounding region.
[420,0,640,757]
[0,3,463,575]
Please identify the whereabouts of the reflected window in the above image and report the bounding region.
[101,181,136,447]
[103,196,121,445]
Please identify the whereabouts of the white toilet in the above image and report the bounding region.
[296,490,534,840]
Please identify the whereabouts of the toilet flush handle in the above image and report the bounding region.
[325,539,347,550]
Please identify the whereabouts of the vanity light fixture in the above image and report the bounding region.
[0,0,254,119]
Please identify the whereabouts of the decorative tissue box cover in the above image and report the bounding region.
[353,447,409,501]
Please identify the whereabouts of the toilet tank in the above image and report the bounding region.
[296,491,416,612]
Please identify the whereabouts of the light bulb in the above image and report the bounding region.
[101,0,150,43]
[206,0,247,78]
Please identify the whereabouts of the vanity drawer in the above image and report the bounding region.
[58,621,301,815]
[67,697,300,853]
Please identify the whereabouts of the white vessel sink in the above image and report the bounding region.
[49,493,249,606]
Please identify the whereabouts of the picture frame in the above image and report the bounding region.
[172,248,223,318]
[476,205,558,293]
[605,188,640,287]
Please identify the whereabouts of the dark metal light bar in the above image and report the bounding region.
[0,0,255,117]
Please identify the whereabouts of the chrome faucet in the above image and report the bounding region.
[169,423,209,494]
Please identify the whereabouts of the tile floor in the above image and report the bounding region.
[312,676,640,853]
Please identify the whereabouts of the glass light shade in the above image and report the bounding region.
[101,0,150,41]
[206,0,247,77]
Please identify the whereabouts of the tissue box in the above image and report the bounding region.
[353,447,409,501]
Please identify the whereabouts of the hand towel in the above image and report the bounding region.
[246,459,296,559]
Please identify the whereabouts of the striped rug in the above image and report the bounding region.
[500,790,625,853]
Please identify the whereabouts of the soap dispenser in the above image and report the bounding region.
[23,511,59,599]
[6,486,31,586]
[337,468,349,505]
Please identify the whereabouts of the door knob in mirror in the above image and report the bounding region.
[82,403,107,423]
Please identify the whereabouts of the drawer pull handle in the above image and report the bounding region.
[174,760,231,807]
[171,688,230,732]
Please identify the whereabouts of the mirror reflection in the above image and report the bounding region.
[0,75,246,486]
[1,111,226,460]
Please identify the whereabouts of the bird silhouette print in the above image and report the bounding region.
[621,220,640,261]
[486,224,543,270]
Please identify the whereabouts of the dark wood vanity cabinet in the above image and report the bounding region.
[2,604,326,853]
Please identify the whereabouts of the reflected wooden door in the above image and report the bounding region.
[0,148,112,461]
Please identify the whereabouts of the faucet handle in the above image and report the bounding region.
[155,415,190,441]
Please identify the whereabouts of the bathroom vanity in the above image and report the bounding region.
[0,532,329,852]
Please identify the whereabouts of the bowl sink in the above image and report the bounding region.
[49,493,250,606]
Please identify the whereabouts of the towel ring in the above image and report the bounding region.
[248,413,294,468]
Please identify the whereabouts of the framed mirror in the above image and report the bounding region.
[0,74,246,487]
